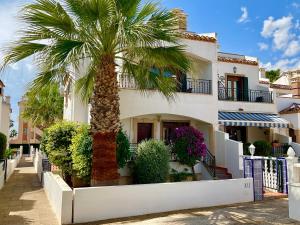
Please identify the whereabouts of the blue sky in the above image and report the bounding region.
[0,0,300,129]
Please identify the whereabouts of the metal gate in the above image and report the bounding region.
[243,157,288,201]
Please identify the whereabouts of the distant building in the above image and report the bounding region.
[0,80,11,142]
[9,96,42,154]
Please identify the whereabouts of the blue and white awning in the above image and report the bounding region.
[219,112,290,128]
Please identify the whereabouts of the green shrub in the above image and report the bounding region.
[4,149,13,159]
[116,129,130,168]
[42,121,78,178]
[253,140,272,156]
[69,126,130,181]
[169,168,192,182]
[243,142,251,155]
[70,124,92,181]
[0,132,7,159]
[134,139,170,184]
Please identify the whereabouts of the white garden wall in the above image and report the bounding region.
[291,142,300,157]
[43,172,73,225]
[225,139,243,178]
[215,131,243,178]
[6,152,22,180]
[34,150,46,181]
[0,161,4,190]
[73,178,253,223]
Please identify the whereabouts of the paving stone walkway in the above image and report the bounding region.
[79,198,300,225]
[0,157,58,225]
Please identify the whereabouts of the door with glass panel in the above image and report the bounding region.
[227,76,248,101]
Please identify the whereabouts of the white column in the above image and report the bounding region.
[287,147,299,185]
[156,117,161,140]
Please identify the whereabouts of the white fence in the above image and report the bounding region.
[215,131,243,178]
[73,178,253,223]
[43,172,73,225]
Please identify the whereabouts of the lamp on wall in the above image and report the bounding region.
[233,66,237,74]
[249,144,256,158]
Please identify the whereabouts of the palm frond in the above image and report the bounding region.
[1,42,47,71]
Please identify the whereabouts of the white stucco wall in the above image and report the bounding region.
[73,178,253,223]
[43,172,73,225]
[0,98,10,139]
[218,100,277,113]
[217,61,262,90]
[181,39,217,62]
[119,89,218,125]
[280,113,300,130]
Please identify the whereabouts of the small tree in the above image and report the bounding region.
[9,129,18,138]
[266,69,280,82]
[173,126,207,176]
[22,83,63,129]
[42,121,78,184]
[0,132,7,159]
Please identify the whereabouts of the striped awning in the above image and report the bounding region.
[219,111,290,128]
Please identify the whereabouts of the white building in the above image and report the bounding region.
[63,9,291,179]
[0,80,11,141]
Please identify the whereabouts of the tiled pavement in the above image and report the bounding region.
[0,157,58,225]
[79,198,300,225]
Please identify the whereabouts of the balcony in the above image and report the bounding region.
[218,88,273,103]
[119,75,212,95]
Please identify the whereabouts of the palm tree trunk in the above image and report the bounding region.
[90,55,120,186]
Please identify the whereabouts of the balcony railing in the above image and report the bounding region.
[218,88,273,103]
[118,75,212,95]
[183,78,212,94]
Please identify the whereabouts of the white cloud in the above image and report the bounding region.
[284,40,300,56]
[261,58,299,71]
[261,16,293,50]
[258,42,269,51]
[296,19,300,30]
[237,7,249,23]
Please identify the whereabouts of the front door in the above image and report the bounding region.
[137,123,153,143]
[225,126,247,143]
[226,75,249,101]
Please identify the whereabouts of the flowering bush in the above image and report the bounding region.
[173,126,207,169]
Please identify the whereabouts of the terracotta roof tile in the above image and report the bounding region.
[181,32,216,43]
[217,56,258,66]
[270,84,292,90]
[280,103,300,114]
[259,80,270,84]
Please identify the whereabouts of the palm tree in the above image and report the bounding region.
[1,0,190,185]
